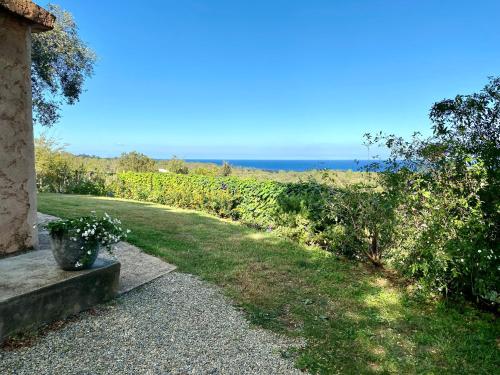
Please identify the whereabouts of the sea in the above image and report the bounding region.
[186,159,375,172]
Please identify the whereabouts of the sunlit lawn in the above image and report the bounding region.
[38,193,499,374]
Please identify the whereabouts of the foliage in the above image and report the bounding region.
[163,156,189,174]
[31,4,96,126]
[322,183,398,266]
[191,166,218,176]
[219,161,232,176]
[112,172,332,245]
[365,76,500,303]
[116,151,156,173]
[112,171,401,261]
[429,76,499,228]
[34,75,499,306]
[113,172,270,222]
[181,160,374,186]
[36,146,372,186]
[35,135,106,195]
[38,193,500,375]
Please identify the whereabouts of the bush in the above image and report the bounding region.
[365,76,500,304]
[117,151,156,172]
[35,135,107,195]
[323,183,398,266]
[113,172,402,260]
[191,166,218,176]
[165,156,189,174]
[219,161,232,176]
[381,159,499,303]
[112,172,331,240]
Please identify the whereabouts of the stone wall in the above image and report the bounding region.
[0,11,38,254]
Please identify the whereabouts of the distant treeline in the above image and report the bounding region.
[35,136,372,188]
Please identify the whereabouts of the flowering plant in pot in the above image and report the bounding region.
[46,212,130,271]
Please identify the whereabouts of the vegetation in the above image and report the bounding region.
[32,75,499,372]
[116,151,156,173]
[46,212,128,252]
[160,156,189,174]
[38,193,500,374]
[219,161,232,176]
[181,161,372,186]
[47,212,128,268]
[34,138,369,192]
[111,172,338,248]
[35,135,106,195]
[22,1,499,371]
[362,76,500,304]
[34,70,498,303]
[31,5,96,126]
[323,183,397,267]
[228,166,372,185]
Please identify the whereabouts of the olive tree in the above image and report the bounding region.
[31,4,96,126]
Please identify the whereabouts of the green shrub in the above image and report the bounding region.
[384,161,499,303]
[191,166,218,176]
[365,76,500,304]
[112,172,330,240]
[219,161,232,176]
[35,135,107,195]
[116,151,156,172]
[164,156,189,174]
[322,184,398,266]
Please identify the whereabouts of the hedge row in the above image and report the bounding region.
[112,172,332,243]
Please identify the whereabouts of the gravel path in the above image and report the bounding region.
[0,273,302,375]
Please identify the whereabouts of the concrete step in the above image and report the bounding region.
[0,249,120,342]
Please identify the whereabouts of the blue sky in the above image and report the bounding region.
[37,0,500,159]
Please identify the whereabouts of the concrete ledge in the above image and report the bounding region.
[103,241,177,295]
[0,250,120,342]
[38,212,177,295]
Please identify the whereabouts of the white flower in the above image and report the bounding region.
[87,251,91,255]
[76,229,80,233]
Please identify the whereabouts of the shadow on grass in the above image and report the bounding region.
[38,193,500,374]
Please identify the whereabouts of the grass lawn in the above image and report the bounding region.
[38,193,499,374]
